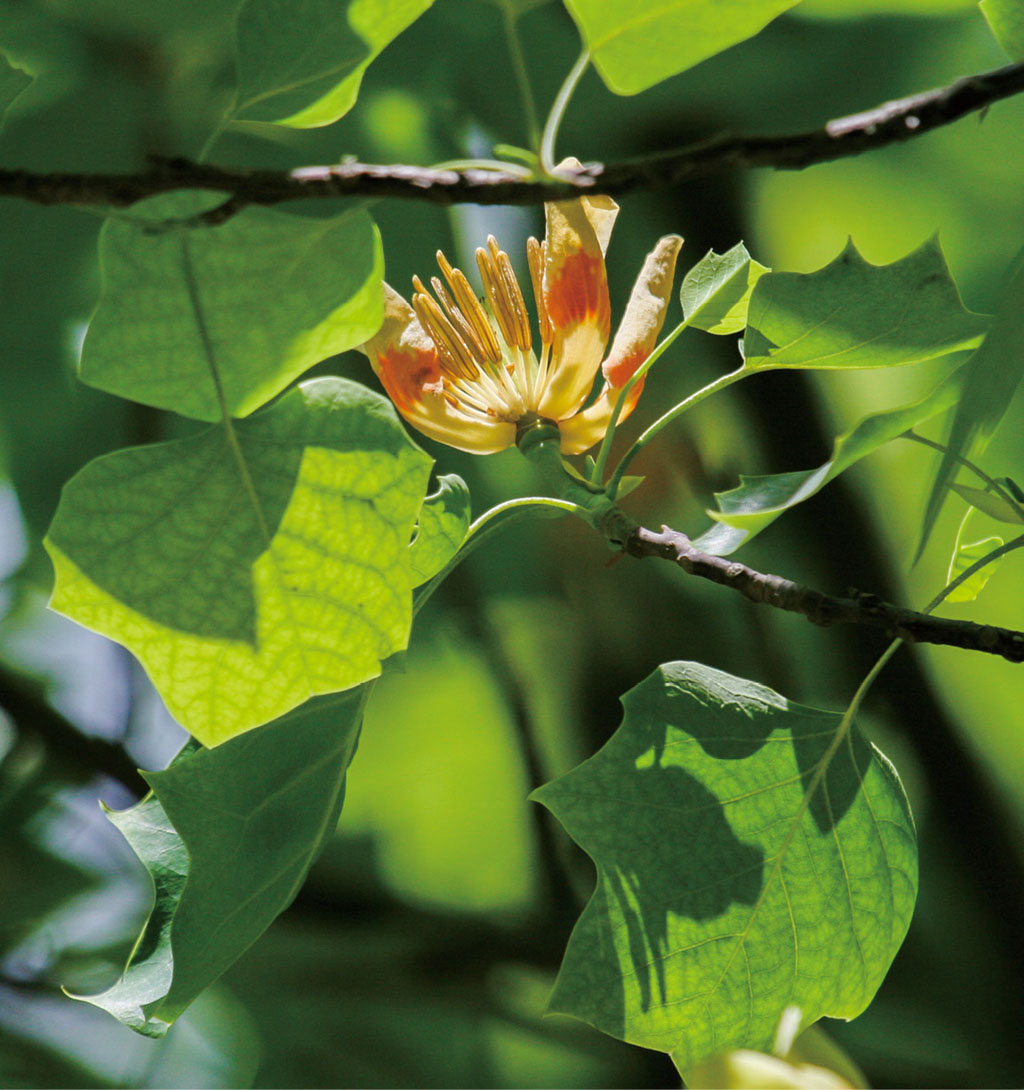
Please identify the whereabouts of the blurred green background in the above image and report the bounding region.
[3,0,1024,1085]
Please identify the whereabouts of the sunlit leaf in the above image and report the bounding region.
[533,662,917,1069]
[919,253,1024,555]
[72,688,366,1036]
[950,483,1024,525]
[980,0,1024,60]
[743,238,988,371]
[81,194,383,422]
[564,0,802,95]
[681,243,769,335]
[693,365,964,556]
[946,521,1004,604]
[0,52,32,131]
[231,0,434,127]
[408,474,471,585]
[46,378,431,746]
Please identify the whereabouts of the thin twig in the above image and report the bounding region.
[626,525,1024,663]
[2,62,1023,219]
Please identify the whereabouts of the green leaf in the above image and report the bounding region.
[0,52,32,132]
[681,243,770,335]
[46,378,431,746]
[743,238,988,371]
[231,0,433,127]
[946,520,1004,604]
[693,366,965,556]
[532,662,917,1069]
[564,0,802,95]
[919,254,1024,556]
[71,687,366,1036]
[81,194,383,422]
[950,483,1024,525]
[980,0,1024,59]
[408,474,471,585]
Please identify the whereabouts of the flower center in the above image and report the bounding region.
[409,237,552,424]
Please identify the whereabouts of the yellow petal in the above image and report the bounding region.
[361,284,515,454]
[556,384,619,455]
[603,234,683,389]
[537,198,612,421]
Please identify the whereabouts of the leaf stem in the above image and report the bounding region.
[592,316,691,486]
[539,48,590,174]
[607,365,749,497]
[413,496,580,616]
[500,2,542,155]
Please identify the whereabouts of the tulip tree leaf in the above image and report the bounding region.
[743,238,988,371]
[681,243,770,335]
[231,0,434,127]
[918,254,1024,556]
[950,483,1024,525]
[46,378,431,747]
[533,661,917,1070]
[0,53,32,132]
[71,687,367,1037]
[408,474,471,585]
[81,194,383,422]
[693,366,965,556]
[564,0,802,95]
[981,0,1024,60]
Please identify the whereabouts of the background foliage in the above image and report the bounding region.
[2,0,1024,1087]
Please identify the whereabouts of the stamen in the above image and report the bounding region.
[435,252,502,364]
[411,284,478,381]
[476,241,520,351]
[494,248,532,352]
[429,274,492,366]
[526,237,552,346]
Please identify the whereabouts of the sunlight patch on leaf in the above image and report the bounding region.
[681,243,770,336]
[564,0,802,95]
[408,474,471,586]
[533,662,917,1069]
[232,0,433,127]
[46,379,431,746]
[743,238,988,371]
[81,193,383,422]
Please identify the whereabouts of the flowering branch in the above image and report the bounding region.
[2,61,1023,217]
[626,525,1024,663]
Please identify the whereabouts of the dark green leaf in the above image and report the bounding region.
[46,378,431,746]
[71,687,366,1036]
[693,366,964,556]
[564,0,802,95]
[743,238,988,371]
[980,0,1024,60]
[231,0,434,127]
[919,254,1024,555]
[0,52,32,132]
[681,242,769,335]
[81,194,383,422]
[533,662,917,1069]
[950,483,1024,525]
[408,474,471,585]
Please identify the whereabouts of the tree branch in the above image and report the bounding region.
[2,62,1023,216]
[626,525,1024,663]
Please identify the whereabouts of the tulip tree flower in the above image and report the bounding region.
[360,191,682,456]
